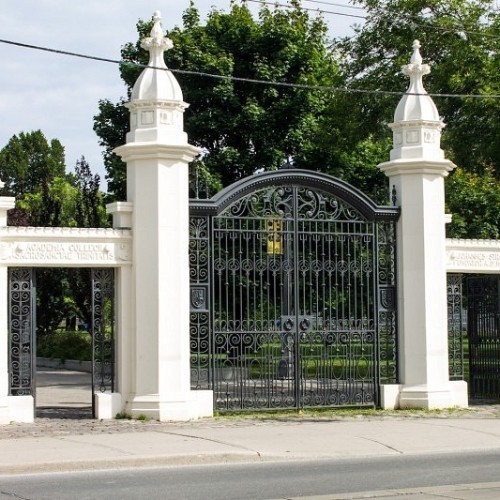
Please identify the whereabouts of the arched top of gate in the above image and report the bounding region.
[189,169,400,222]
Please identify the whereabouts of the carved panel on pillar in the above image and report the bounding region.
[8,268,35,396]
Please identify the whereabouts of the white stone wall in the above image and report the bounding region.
[0,227,131,267]
[446,238,500,273]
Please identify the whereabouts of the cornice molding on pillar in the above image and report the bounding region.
[0,197,16,210]
[114,143,200,164]
[378,158,456,177]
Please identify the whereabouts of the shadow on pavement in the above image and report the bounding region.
[36,369,93,420]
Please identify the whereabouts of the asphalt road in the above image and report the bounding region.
[1,450,499,500]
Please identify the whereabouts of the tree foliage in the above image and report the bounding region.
[338,0,499,173]
[446,166,500,239]
[0,130,65,197]
[94,1,342,199]
[336,0,499,235]
[0,131,109,334]
[94,0,498,235]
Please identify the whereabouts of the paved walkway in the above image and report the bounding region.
[1,369,500,499]
[35,368,92,418]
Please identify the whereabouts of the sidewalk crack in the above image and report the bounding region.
[357,436,403,454]
[0,490,31,499]
[153,430,262,457]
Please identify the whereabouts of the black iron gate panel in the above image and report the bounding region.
[447,274,464,381]
[8,268,35,396]
[91,268,115,417]
[190,170,399,411]
[467,275,500,400]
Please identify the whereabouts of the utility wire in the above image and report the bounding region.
[246,0,366,18]
[302,0,365,10]
[1,38,499,99]
[247,0,500,39]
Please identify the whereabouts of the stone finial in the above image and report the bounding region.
[393,40,439,123]
[402,40,431,87]
[124,10,188,145]
[140,11,173,69]
[383,41,449,165]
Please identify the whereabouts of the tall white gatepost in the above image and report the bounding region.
[0,185,23,423]
[113,12,213,420]
[378,41,468,409]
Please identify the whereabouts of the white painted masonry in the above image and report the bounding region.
[446,239,500,273]
[378,41,468,409]
[113,11,213,420]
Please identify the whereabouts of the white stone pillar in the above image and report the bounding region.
[0,193,24,423]
[114,12,213,420]
[378,41,468,409]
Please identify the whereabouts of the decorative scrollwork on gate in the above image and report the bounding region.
[447,274,464,381]
[377,222,398,385]
[189,171,400,411]
[91,269,115,397]
[9,268,35,396]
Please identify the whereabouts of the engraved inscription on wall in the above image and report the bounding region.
[447,250,500,271]
[0,242,131,264]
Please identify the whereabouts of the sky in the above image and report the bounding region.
[0,1,362,189]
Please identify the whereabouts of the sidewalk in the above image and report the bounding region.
[1,369,500,499]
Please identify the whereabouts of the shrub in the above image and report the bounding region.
[36,330,92,361]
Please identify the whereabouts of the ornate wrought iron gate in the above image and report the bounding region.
[447,274,465,381]
[467,275,500,400]
[8,268,115,417]
[8,268,36,396]
[91,268,115,416]
[190,170,399,411]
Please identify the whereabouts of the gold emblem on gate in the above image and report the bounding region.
[266,218,283,255]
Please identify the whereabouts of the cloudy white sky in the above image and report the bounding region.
[0,1,361,189]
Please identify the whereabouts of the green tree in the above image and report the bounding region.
[0,130,66,197]
[12,154,109,335]
[333,0,499,232]
[446,166,500,238]
[337,0,499,175]
[94,1,342,199]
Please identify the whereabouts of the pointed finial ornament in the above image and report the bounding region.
[383,40,448,164]
[124,11,189,145]
[401,40,430,91]
[410,40,423,64]
[140,11,173,69]
[392,40,440,123]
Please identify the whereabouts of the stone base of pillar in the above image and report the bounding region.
[2,395,35,423]
[94,392,122,420]
[380,382,468,410]
[399,382,468,410]
[380,384,402,410]
[128,390,213,421]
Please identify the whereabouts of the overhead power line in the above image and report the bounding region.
[302,0,365,11]
[0,38,499,100]
[247,0,500,39]
[246,0,366,18]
